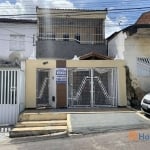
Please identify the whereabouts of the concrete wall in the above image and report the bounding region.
[49,69,56,108]
[37,40,107,59]
[108,31,126,59]
[0,22,36,61]
[25,59,127,108]
[124,33,150,92]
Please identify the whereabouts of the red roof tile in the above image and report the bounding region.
[136,11,150,24]
[79,51,113,60]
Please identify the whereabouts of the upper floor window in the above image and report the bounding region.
[38,17,105,44]
[10,34,25,51]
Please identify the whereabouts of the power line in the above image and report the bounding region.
[0,6,149,17]
[0,5,148,35]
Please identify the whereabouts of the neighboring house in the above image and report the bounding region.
[107,11,150,102]
[0,18,37,125]
[36,8,108,59]
[0,18,37,63]
[25,8,127,109]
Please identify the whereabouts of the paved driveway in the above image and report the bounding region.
[69,112,150,134]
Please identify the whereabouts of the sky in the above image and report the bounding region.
[0,0,150,37]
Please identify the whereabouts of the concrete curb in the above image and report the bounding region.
[67,114,72,133]
[67,111,136,114]
[7,131,68,144]
[136,111,150,121]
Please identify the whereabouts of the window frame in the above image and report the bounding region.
[9,34,25,51]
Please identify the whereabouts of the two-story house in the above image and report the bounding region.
[25,8,127,110]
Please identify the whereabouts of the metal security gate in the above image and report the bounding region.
[36,69,50,107]
[0,69,20,125]
[68,68,118,107]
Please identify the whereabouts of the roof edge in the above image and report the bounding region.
[0,18,37,24]
[136,11,150,24]
[36,6,108,12]
[79,51,113,60]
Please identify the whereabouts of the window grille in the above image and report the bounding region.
[75,33,80,43]
[63,33,69,41]
[38,16,104,44]
[137,57,150,77]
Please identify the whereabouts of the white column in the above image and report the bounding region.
[91,69,94,107]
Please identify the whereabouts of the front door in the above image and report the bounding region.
[68,68,118,107]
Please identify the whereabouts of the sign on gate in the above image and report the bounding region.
[56,68,67,83]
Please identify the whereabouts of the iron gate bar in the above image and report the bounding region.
[93,68,116,106]
[10,71,13,104]
[13,71,16,104]
[4,71,6,104]
[94,76,114,99]
[7,71,10,104]
[75,76,89,100]
[91,69,94,107]
[36,69,51,107]
[70,76,91,106]
[0,71,3,104]
[37,77,49,99]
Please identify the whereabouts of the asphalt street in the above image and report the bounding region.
[1,128,150,150]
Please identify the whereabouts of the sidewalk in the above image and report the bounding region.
[0,127,10,144]
[1,110,150,143]
[68,111,150,134]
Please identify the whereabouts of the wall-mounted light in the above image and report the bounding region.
[43,61,48,65]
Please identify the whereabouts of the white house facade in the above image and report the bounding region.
[0,18,37,62]
[107,12,150,101]
[0,18,37,125]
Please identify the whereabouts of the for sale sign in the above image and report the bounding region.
[56,68,67,83]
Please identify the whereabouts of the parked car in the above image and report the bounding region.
[141,93,150,115]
